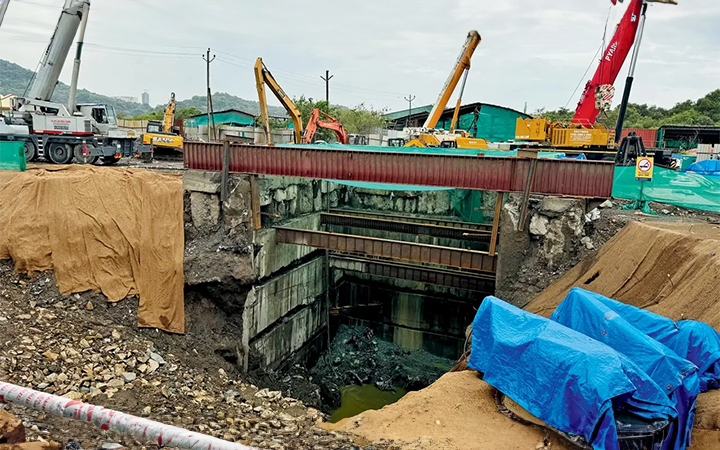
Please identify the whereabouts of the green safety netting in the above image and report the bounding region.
[0,141,26,172]
[613,166,720,213]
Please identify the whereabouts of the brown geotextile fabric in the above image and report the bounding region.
[0,165,185,333]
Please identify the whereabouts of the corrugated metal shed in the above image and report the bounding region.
[620,128,659,147]
[386,102,531,143]
[185,109,255,128]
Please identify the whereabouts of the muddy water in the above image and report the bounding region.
[330,384,408,423]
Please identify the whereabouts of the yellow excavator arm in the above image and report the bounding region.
[163,92,176,133]
[423,30,481,130]
[254,58,303,144]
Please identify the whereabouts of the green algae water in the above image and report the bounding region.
[330,384,407,423]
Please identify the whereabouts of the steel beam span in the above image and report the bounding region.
[275,227,496,273]
[328,208,493,231]
[330,256,495,294]
[184,143,614,198]
[321,213,491,243]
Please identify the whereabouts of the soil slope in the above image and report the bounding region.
[327,370,574,450]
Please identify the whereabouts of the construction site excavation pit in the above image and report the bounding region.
[7,165,720,450]
[188,169,535,420]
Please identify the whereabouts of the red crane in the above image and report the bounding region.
[302,109,349,144]
[572,0,644,127]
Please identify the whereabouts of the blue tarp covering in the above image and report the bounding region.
[468,297,677,450]
[551,288,700,450]
[685,159,720,177]
[584,295,720,393]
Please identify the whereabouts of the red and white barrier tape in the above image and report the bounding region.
[0,381,257,450]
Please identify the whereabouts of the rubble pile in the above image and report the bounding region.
[0,261,384,450]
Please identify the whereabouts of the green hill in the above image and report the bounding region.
[0,59,285,117]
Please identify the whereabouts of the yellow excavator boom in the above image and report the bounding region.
[254,57,303,144]
[423,30,481,129]
[163,92,176,133]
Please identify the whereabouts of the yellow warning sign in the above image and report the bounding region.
[636,156,654,181]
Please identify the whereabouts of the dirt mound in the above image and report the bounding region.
[0,165,185,333]
[526,221,720,328]
[326,370,574,450]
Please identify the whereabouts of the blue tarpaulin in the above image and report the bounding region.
[685,159,720,177]
[551,288,700,450]
[585,295,720,393]
[468,297,677,450]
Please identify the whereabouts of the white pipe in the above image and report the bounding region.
[0,381,257,450]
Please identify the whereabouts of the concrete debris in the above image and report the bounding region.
[585,208,601,223]
[539,197,575,218]
[149,352,166,364]
[580,236,595,250]
[529,215,549,236]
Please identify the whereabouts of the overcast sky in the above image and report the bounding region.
[1,0,718,112]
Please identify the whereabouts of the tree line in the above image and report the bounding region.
[535,89,720,128]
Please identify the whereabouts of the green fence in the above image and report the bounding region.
[0,142,26,171]
[613,166,720,213]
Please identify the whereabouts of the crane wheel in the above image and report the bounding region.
[24,141,37,162]
[47,143,74,164]
[74,144,99,165]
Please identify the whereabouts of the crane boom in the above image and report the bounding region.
[254,57,303,144]
[164,92,177,133]
[572,0,643,126]
[0,0,10,29]
[303,108,348,145]
[27,0,89,102]
[423,30,481,129]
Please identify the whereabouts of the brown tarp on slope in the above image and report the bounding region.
[0,166,184,333]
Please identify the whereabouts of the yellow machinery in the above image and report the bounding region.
[515,118,615,152]
[405,30,489,150]
[254,58,303,145]
[141,93,183,152]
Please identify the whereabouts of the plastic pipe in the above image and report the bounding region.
[0,381,257,450]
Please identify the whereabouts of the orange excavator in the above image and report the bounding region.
[303,108,348,144]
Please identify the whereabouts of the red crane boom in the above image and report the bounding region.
[572,0,644,126]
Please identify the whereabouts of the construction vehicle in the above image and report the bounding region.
[404,30,489,150]
[140,93,184,153]
[303,109,348,144]
[515,0,676,158]
[0,0,149,164]
[254,57,303,145]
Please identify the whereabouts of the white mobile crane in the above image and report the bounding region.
[0,0,149,164]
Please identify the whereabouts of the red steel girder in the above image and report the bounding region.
[275,227,497,273]
[184,143,614,198]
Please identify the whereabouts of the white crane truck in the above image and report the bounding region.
[0,0,151,164]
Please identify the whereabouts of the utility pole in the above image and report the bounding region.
[202,48,216,141]
[404,94,416,128]
[320,70,333,107]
